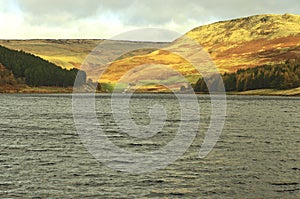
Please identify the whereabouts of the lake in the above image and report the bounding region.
[0,94,299,198]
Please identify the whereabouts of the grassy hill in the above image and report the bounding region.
[0,45,87,93]
[0,39,167,70]
[1,14,300,93]
[185,13,300,72]
[93,14,300,92]
[0,39,104,70]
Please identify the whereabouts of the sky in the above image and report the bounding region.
[0,0,299,41]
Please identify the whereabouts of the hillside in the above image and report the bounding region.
[1,14,300,93]
[0,45,87,92]
[107,14,300,78]
[91,14,300,91]
[0,39,167,70]
[0,39,103,70]
[187,14,300,44]
[185,13,300,72]
[195,60,300,93]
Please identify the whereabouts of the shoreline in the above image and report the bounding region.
[1,86,300,97]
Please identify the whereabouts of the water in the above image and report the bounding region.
[0,94,299,198]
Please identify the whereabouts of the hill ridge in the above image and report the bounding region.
[186,13,300,45]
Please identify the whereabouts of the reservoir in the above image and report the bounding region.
[0,94,299,198]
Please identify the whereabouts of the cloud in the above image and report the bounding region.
[1,0,300,39]
[16,0,108,26]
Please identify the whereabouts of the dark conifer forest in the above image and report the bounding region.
[0,45,86,87]
[194,60,300,92]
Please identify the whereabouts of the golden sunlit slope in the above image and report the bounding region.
[187,14,300,44]
[0,39,165,70]
[0,39,103,69]
[95,14,300,88]
[185,13,300,72]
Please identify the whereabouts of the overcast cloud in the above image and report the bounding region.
[0,0,299,40]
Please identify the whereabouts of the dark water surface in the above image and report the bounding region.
[0,94,299,198]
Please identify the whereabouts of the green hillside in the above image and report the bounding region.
[194,60,300,94]
[0,45,86,89]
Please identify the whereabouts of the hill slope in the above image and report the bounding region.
[185,13,300,72]
[1,14,300,92]
[0,39,104,70]
[0,39,167,70]
[93,14,300,91]
[0,45,86,91]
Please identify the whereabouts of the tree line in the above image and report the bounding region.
[194,60,300,92]
[0,45,86,87]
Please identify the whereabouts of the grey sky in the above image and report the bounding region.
[0,0,299,40]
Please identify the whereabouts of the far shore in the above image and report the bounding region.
[0,85,73,94]
[228,87,300,97]
[1,85,300,97]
